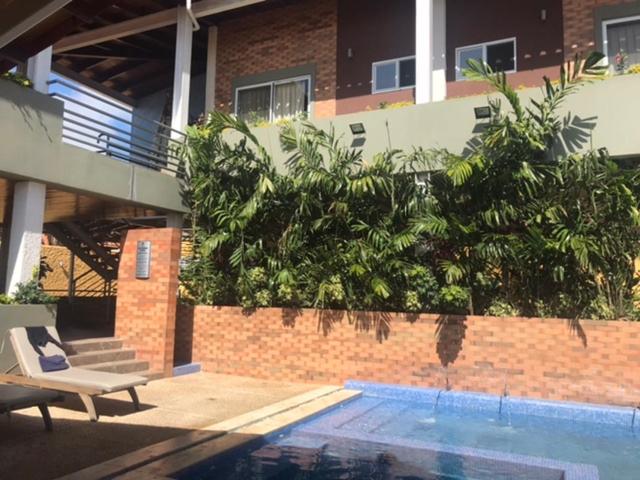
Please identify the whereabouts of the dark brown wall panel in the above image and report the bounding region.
[337,0,416,100]
[446,0,564,81]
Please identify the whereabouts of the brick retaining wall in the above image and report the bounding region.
[176,305,640,406]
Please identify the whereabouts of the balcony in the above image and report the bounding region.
[48,78,185,177]
[0,78,187,214]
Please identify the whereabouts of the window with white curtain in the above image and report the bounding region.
[235,76,310,123]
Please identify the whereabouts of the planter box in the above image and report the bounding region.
[0,305,57,374]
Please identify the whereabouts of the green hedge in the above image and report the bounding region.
[181,55,640,320]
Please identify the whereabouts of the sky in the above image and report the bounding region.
[47,73,134,158]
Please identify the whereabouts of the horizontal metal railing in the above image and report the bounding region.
[48,79,186,176]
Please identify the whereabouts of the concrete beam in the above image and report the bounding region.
[53,0,265,54]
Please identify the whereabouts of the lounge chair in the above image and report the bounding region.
[0,326,147,422]
[0,384,63,431]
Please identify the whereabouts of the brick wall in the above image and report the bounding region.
[562,0,638,56]
[176,305,640,406]
[115,228,181,376]
[215,0,338,118]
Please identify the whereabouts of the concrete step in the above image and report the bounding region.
[67,348,136,367]
[83,359,150,375]
[64,337,123,355]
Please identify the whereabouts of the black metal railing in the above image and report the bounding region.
[48,79,186,176]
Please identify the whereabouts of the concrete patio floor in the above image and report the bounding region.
[0,372,319,480]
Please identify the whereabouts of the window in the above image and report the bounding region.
[372,56,416,93]
[603,15,640,69]
[455,38,517,80]
[235,76,310,123]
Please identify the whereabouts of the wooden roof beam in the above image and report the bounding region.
[53,0,266,53]
[0,0,73,49]
[52,64,137,107]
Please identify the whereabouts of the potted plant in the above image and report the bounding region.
[0,275,57,373]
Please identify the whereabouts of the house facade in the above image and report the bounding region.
[1,0,640,375]
[138,0,640,125]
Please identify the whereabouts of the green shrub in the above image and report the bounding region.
[439,285,470,314]
[583,294,617,321]
[182,53,640,321]
[1,72,32,89]
[485,298,521,317]
[403,291,421,312]
[0,294,15,305]
[13,279,56,305]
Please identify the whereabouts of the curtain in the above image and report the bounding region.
[607,20,640,67]
[237,85,271,123]
[272,80,308,120]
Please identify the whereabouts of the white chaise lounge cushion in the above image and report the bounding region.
[9,326,67,377]
[32,369,146,393]
[9,326,147,393]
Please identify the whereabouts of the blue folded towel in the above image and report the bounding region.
[38,355,69,372]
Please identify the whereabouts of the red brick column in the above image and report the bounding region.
[115,228,181,377]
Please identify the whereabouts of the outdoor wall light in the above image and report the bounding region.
[541,9,547,21]
[349,123,366,135]
[474,106,491,120]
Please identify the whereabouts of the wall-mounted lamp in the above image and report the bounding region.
[349,123,366,135]
[541,9,547,21]
[347,47,354,59]
[474,106,491,120]
[349,123,366,148]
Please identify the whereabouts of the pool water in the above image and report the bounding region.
[175,382,640,480]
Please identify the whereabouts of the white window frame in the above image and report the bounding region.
[455,37,517,81]
[371,55,416,94]
[234,75,312,122]
[602,14,640,66]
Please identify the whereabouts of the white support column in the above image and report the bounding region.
[26,46,52,94]
[416,0,434,104]
[171,6,194,138]
[5,182,46,295]
[204,25,218,114]
[432,0,447,102]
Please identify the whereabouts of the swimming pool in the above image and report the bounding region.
[173,382,640,480]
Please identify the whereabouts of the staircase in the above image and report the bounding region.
[64,337,163,381]
[44,221,122,282]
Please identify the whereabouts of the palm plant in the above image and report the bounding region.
[423,53,640,317]
[183,112,441,312]
[182,53,640,320]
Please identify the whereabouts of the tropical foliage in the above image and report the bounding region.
[1,71,33,89]
[182,53,640,319]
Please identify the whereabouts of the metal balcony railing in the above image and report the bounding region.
[48,79,186,176]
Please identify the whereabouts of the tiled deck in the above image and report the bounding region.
[0,373,324,480]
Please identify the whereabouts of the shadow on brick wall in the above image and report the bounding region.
[435,315,467,367]
[282,308,303,328]
[280,308,421,343]
[568,317,588,347]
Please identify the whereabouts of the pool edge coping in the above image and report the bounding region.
[54,385,358,480]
